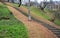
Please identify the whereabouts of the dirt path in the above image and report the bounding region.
[6,5,57,38]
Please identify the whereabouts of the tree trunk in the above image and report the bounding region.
[8,0,9,2]
[18,0,21,7]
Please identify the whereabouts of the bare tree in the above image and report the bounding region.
[50,11,56,22]
[51,11,60,22]
[40,2,47,10]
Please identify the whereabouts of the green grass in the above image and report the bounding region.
[0,3,10,16]
[54,19,60,26]
[30,6,50,20]
[0,3,28,38]
[11,3,19,7]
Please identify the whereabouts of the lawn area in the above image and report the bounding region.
[11,3,19,7]
[23,6,60,26]
[30,6,50,20]
[54,19,60,26]
[11,3,60,26]
[0,3,28,38]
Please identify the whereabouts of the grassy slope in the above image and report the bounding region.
[31,7,60,26]
[44,8,60,26]
[0,3,28,38]
[54,19,60,26]
[11,3,60,26]
[30,6,50,20]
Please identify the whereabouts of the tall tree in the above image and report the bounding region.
[18,0,21,7]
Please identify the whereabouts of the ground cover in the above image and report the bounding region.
[0,3,28,38]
